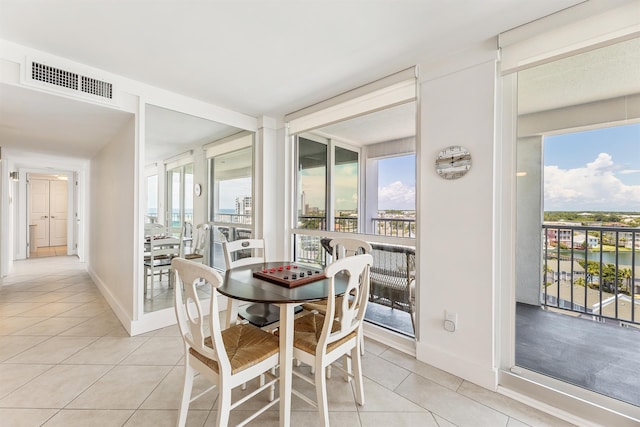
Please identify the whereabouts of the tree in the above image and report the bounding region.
[618,267,632,294]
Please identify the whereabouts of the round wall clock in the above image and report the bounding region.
[435,145,471,179]
[194,183,202,196]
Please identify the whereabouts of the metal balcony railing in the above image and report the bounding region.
[372,217,416,238]
[541,224,639,325]
[297,215,416,238]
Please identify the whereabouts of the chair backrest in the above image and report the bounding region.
[190,223,210,256]
[320,253,373,349]
[172,257,232,374]
[330,237,372,260]
[222,239,266,269]
[144,222,166,238]
[148,237,181,261]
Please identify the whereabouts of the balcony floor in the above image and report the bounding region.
[516,302,640,407]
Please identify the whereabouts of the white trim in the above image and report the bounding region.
[499,369,640,426]
[203,131,253,159]
[285,68,417,135]
[363,322,415,356]
[88,265,133,335]
[163,150,193,170]
[499,0,640,74]
[416,340,498,391]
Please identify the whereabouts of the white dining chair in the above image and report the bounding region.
[279,253,373,426]
[304,237,372,357]
[181,223,209,264]
[222,239,283,328]
[143,236,180,298]
[172,257,280,427]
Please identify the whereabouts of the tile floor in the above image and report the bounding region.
[29,246,68,259]
[0,256,575,427]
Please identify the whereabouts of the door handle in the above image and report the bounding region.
[51,216,55,219]
[42,215,48,219]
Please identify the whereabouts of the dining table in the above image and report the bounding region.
[218,261,348,427]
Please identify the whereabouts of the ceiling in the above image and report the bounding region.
[0,0,621,161]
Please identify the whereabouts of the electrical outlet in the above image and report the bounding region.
[444,311,457,332]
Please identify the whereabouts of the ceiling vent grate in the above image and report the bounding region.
[32,62,78,90]
[81,75,113,99]
[29,61,115,102]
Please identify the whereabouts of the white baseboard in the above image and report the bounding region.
[87,266,133,335]
[416,341,498,390]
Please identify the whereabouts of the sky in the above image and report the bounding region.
[544,122,640,212]
[378,154,416,210]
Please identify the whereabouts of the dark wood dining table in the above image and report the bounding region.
[217,261,348,427]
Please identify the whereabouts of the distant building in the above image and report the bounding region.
[235,195,252,217]
[572,234,599,249]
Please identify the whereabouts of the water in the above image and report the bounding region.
[553,248,638,267]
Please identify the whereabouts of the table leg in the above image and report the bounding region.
[279,303,294,427]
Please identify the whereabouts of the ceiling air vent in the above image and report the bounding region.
[29,61,115,101]
[81,75,113,99]
[32,62,78,90]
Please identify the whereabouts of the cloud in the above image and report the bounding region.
[379,181,415,210]
[544,153,640,211]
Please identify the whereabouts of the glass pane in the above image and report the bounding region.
[167,169,181,233]
[210,146,254,270]
[334,146,358,232]
[298,137,327,230]
[376,154,416,237]
[184,164,194,225]
[294,234,326,267]
[145,175,158,220]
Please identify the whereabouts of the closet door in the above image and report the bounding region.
[50,180,68,247]
[30,179,50,249]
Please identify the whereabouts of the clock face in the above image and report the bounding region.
[435,145,471,179]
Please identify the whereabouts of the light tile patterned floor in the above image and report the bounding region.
[0,256,575,427]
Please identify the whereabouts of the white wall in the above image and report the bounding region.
[88,117,136,331]
[416,53,499,390]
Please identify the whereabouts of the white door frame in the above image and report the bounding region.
[15,167,86,262]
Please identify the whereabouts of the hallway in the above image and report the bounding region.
[29,246,68,259]
[0,257,573,426]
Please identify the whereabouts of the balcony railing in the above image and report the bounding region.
[298,215,416,238]
[372,217,416,238]
[541,224,639,325]
[214,212,252,224]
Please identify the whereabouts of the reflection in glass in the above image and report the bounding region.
[145,175,158,221]
[166,163,194,235]
[210,146,253,270]
[297,137,327,230]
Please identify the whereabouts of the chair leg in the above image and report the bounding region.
[343,354,351,382]
[359,327,365,356]
[352,346,365,406]
[150,267,155,297]
[315,362,330,427]
[177,363,195,427]
[216,386,231,427]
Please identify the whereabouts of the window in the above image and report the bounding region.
[334,146,359,233]
[373,154,416,237]
[514,37,640,406]
[166,163,193,235]
[297,136,327,230]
